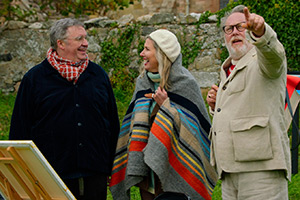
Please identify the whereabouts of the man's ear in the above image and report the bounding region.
[57,39,65,50]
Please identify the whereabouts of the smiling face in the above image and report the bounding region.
[57,25,88,62]
[140,38,159,73]
[224,13,253,61]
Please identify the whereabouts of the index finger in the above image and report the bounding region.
[157,86,161,91]
[244,7,251,21]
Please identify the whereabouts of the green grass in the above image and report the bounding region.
[107,181,221,200]
[0,91,16,140]
[107,186,141,200]
[289,173,300,200]
[1,92,299,199]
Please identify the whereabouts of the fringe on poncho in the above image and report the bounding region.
[109,54,217,200]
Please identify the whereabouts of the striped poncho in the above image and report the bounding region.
[109,54,217,199]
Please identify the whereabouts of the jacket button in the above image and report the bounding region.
[79,143,83,147]
[78,122,82,126]
[222,86,227,90]
[217,108,221,112]
[75,104,80,107]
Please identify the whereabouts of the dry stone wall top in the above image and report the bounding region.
[0,13,224,93]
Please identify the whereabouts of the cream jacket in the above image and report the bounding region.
[210,23,291,180]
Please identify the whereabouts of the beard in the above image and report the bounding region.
[225,36,253,60]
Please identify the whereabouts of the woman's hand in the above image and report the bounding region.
[153,87,168,106]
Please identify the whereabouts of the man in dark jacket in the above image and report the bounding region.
[9,18,120,200]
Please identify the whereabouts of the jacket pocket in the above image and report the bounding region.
[230,116,273,162]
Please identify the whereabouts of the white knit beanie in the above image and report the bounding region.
[149,29,181,63]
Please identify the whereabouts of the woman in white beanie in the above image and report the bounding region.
[110,29,217,200]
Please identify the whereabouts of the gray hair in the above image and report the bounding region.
[220,5,246,34]
[50,18,84,50]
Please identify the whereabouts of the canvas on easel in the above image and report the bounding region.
[0,140,75,200]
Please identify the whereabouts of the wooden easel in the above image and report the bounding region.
[0,147,51,200]
[0,141,76,200]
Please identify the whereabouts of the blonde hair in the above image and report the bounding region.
[154,41,172,90]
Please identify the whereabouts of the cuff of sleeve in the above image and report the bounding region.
[246,23,274,47]
[161,97,170,108]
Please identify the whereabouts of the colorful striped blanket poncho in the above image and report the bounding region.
[109,54,217,199]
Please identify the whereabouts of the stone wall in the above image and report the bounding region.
[112,0,220,19]
[0,12,224,93]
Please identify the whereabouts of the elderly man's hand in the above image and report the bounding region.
[242,7,265,37]
[206,84,219,111]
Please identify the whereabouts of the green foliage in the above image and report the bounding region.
[198,10,213,24]
[0,0,131,20]
[99,25,140,121]
[219,45,229,63]
[0,92,16,140]
[215,0,241,27]
[46,0,131,17]
[180,11,219,68]
[181,27,206,68]
[0,0,37,21]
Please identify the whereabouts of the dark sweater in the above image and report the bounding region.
[10,59,120,178]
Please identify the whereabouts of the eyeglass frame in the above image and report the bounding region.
[65,35,88,42]
[222,21,246,35]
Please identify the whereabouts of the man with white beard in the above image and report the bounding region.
[206,5,291,200]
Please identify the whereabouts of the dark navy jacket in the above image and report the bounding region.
[9,59,120,179]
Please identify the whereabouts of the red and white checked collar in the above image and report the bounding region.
[46,48,89,84]
[226,64,236,77]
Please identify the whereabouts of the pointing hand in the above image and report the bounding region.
[242,7,265,37]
